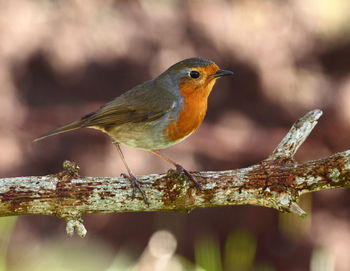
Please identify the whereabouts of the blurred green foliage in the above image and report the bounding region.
[194,229,274,271]
[0,217,331,271]
[195,236,222,271]
[224,230,256,271]
[0,217,17,271]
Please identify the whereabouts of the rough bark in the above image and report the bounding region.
[0,109,349,237]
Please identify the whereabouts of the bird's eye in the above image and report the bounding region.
[189,70,200,79]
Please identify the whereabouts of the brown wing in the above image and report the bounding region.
[81,81,175,128]
[33,81,175,142]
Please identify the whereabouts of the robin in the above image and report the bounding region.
[34,57,233,203]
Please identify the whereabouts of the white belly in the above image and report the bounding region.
[103,114,181,150]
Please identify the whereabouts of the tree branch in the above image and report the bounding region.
[1,109,349,237]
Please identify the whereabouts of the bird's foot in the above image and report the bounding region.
[121,173,149,205]
[174,164,201,189]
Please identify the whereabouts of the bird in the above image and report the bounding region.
[34,57,233,203]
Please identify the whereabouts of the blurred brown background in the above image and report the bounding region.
[1,0,350,270]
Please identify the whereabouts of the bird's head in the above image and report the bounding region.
[158,57,233,97]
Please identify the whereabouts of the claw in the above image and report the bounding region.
[121,173,149,205]
[174,164,201,189]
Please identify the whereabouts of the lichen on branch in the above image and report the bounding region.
[0,109,349,237]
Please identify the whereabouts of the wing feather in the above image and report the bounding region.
[81,82,175,128]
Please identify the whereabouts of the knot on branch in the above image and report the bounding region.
[65,217,87,238]
[51,160,80,184]
[62,160,80,178]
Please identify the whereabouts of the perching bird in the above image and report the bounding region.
[34,57,233,203]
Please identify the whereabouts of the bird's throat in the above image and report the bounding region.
[164,81,214,142]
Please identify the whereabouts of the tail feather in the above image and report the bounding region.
[33,120,82,142]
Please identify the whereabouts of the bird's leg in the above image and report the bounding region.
[150,150,201,188]
[113,142,149,204]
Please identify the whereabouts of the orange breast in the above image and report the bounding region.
[164,76,216,141]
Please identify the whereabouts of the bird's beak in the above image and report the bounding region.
[211,69,234,78]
